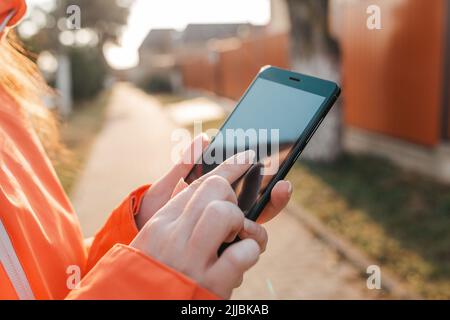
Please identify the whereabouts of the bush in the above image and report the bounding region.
[69,47,107,102]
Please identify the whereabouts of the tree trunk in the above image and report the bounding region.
[56,54,73,117]
[286,0,342,162]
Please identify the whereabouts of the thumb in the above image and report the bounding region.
[164,133,209,187]
[144,133,208,205]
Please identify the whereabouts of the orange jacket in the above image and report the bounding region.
[0,87,217,299]
[0,0,27,29]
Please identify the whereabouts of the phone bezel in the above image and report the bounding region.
[186,65,341,221]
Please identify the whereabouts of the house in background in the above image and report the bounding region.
[178,0,290,99]
[130,23,265,92]
[181,23,264,50]
[129,0,450,183]
[177,0,450,182]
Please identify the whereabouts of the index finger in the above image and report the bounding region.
[161,150,256,217]
[195,149,256,185]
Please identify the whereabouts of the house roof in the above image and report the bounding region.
[181,23,262,44]
[139,29,181,53]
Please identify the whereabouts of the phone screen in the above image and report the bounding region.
[185,77,327,216]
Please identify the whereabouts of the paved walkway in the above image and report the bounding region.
[71,83,178,237]
[71,84,378,299]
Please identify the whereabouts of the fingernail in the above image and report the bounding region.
[171,178,188,198]
[201,132,209,141]
[244,218,258,234]
[285,181,293,195]
[236,149,255,164]
[249,149,256,163]
[174,178,187,192]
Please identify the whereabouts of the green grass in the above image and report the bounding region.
[287,154,450,299]
[54,90,111,194]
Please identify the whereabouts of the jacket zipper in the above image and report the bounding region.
[0,219,35,300]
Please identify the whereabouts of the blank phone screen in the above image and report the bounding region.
[185,78,326,215]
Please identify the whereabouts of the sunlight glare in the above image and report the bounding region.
[109,0,270,69]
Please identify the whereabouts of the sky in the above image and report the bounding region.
[26,0,271,69]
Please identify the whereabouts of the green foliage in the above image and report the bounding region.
[55,90,111,193]
[19,0,133,103]
[69,47,107,102]
[72,0,132,45]
[23,0,133,52]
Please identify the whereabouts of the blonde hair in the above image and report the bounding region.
[0,31,63,161]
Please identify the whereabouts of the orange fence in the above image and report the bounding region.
[180,56,216,93]
[181,4,450,148]
[333,0,447,147]
[180,33,290,100]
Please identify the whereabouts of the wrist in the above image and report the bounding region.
[130,185,152,230]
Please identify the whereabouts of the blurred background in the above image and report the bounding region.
[17,0,450,299]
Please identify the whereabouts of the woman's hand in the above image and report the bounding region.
[131,151,268,298]
[136,134,293,229]
[135,134,209,229]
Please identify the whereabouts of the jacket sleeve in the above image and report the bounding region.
[83,184,150,271]
[66,185,218,299]
[66,244,218,299]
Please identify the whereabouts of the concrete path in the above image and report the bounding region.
[71,83,177,237]
[71,84,378,299]
[233,212,378,299]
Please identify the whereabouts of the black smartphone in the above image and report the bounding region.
[185,66,340,224]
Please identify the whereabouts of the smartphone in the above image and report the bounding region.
[185,66,340,224]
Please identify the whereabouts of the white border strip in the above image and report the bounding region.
[0,219,35,300]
